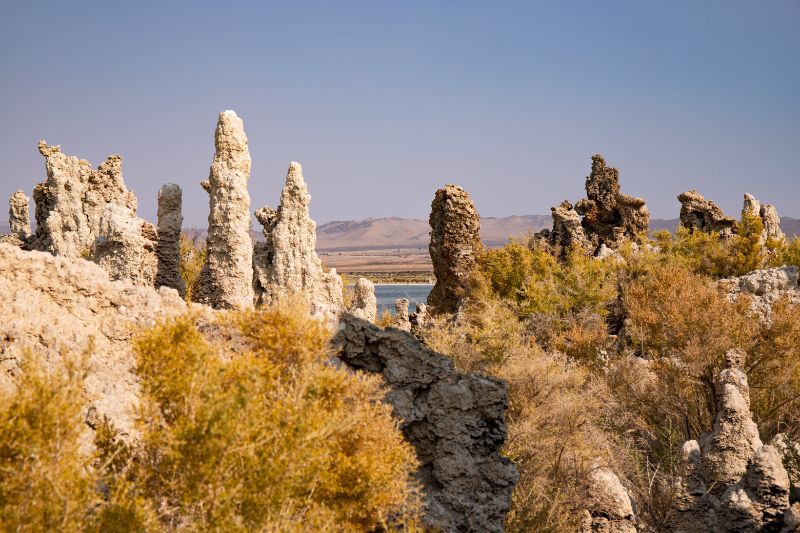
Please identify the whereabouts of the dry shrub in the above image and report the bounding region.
[179,232,206,302]
[620,256,756,439]
[98,301,421,531]
[0,352,99,532]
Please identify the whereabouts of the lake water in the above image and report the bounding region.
[374,284,433,315]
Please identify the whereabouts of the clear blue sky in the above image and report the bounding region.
[1,0,798,226]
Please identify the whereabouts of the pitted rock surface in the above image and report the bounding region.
[667,353,793,532]
[88,203,158,286]
[334,315,518,532]
[252,161,343,317]
[678,189,737,237]
[349,277,377,322]
[394,298,411,331]
[8,190,31,241]
[743,193,785,243]
[29,141,138,257]
[156,183,186,297]
[427,184,482,314]
[580,465,636,533]
[718,266,800,323]
[197,110,254,309]
[538,155,648,256]
[0,243,186,440]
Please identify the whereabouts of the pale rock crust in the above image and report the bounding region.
[30,141,138,257]
[427,184,482,314]
[666,351,794,532]
[252,161,343,317]
[538,155,648,256]
[678,189,737,237]
[9,190,31,240]
[88,203,158,286]
[580,465,636,533]
[394,298,411,331]
[718,266,800,323]
[0,243,186,440]
[334,314,518,532]
[197,111,254,309]
[156,183,186,297]
[743,193,785,243]
[349,277,377,322]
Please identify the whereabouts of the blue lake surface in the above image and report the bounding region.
[374,284,433,315]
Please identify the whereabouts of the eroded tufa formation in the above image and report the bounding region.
[197,111,254,309]
[666,350,796,532]
[742,193,785,243]
[334,315,519,532]
[252,161,343,317]
[678,189,737,237]
[427,184,482,314]
[88,203,158,286]
[30,141,138,257]
[9,190,31,241]
[155,183,186,297]
[349,277,377,322]
[538,155,649,256]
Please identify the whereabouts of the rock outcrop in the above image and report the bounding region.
[538,155,649,256]
[678,189,737,237]
[394,298,411,331]
[155,183,186,297]
[0,243,186,439]
[580,465,636,533]
[427,185,482,314]
[718,265,800,323]
[252,161,343,317]
[334,314,518,532]
[666,351,794,532]
[29,141,138,257]
[197,111,254,309]
[742,193,785,243]
[349,277,377,322]
[88,203,158,286]
[8,190,31,241]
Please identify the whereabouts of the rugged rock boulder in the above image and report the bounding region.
[334,314,518,532]
[197,110,254,309]
[155,183,186,297]
[29,141,138,257]
[538,155,648,256]
[252,161,343,317]
[8,190,31,241]
[88,203,158,286]
[718,266,800,323]
[666,351,794,532]
[427,185,482,314]
[580,465,636,533]
[0,243,186,440]
[678,189,737,237]
[394,298,411,331]
[349,277,377,322]
[742,193,785,243]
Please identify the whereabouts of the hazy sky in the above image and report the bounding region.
[1,1,798,227]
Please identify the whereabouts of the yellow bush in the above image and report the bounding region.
[179,232,207,302]
[0,352,98,532]
[107,302,421,531]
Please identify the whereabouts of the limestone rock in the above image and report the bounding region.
[9,190,31,240]
[334,314,518,532]
[252,161,343,317]
[155,183,186,297]
[580,465,636,533]
[394,298,411,331]
[427,184,482,314]
[718,266,800,323]
[349,277,377,322]
[678,189,737,237]
[538,155,648,257]
[743,193,785,243]
[667,354,794,531]
[88,203,158,286]
[197,111,254,309]
[29,141,138,257]
[0,243,186,439]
